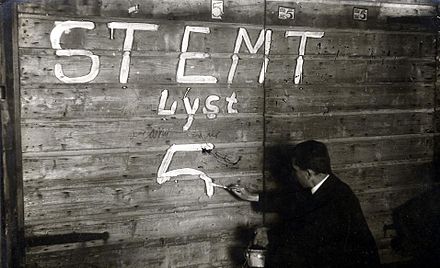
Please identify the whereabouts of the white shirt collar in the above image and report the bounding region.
[311,174,330,194]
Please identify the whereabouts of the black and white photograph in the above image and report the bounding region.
[1,0,439,267]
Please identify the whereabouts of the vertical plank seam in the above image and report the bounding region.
[262,0,267,225]
[2,1,25,266]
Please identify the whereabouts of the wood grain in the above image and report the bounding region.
[16,0,438,266]
[21,84,263,119]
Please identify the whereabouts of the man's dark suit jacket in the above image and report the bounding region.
[259,174,380,267]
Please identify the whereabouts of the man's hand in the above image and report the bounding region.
[228,184,259,202]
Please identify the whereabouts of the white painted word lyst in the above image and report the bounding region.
[158,89,238,131]
[50,21,324,84]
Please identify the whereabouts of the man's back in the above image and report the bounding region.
[269,175,380,267]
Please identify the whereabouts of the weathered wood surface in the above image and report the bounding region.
[260,1,437,264]
[265,1,436,31]
[435,31,440,182]
[16,0,437,31]
[267,113,433,141]
[19,52,435,85]
[267,83,435,114]
[26,236,252,268]
[19,8,267,268]
[21,117,263,152]
[18,15,436,57]
[21,84,263,119]
[21,83,435,119]
[19,52,263,85]
[16,0,439,267]
[265,136,434,189]
[22,146,262,185]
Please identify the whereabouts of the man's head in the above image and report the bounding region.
[291,140,332,188]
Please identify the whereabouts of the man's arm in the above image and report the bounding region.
[229,185,301,215]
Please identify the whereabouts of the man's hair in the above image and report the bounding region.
[291,140,332,174]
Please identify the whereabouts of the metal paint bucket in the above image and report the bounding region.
[245,248,266,267]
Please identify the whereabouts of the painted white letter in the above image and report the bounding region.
[203,95,220,119]
[176,26,217,83]
[259,30,272,84]
[54,50,100,83]
[158,89,177,115]
[226,92,238,114]
[108,22,159,83]
[183,97,200,131]
[285,31,324,84]
[228,28,272,84]
[50,21,100,83]
[157,143,216,197]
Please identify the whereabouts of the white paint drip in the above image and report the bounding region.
[157,143,216,197]
[107,22,159,83]
[285,31,324,84]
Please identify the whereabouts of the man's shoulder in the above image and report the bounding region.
[327,175,351,190]
[328,175,359,201]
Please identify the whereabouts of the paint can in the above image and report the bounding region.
[245,248,266,267]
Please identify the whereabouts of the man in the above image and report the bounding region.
[230,140,380,267]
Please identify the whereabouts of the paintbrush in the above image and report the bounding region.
[211,182,229,190]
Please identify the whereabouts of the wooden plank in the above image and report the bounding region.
[266,83,435,114]
[269,0,437,5]
[265,1,436,32]
[23,174,261,226]
[18,16,263,53]
[25,205,261,242]
[269,30,435,57]
[19,51,435,85]
[16,0,436,31]
[21,84,263,119]
[358,185,428,215]
[265,160,433,193]
[16,0,265,25]
[22,145,262,182]
[0,4,6,264]
[334,161,433,193]
[19,51,265,85]
[21,116,264,152]
[23,186,425,267]
[265,57,435,85]
[18,15,436,57]
[1,2,25,267]
[326,135,433,166]
[26,234,250,268]
[266,112,433,141]
[17,0,103,17]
